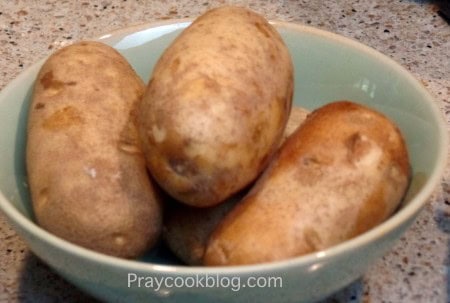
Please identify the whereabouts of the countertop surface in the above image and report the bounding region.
[0,0,449,302]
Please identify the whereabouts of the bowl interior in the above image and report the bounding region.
[0,21,446,266]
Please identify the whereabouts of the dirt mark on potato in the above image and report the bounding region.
[40,71,77,96]
[42,106,83,130]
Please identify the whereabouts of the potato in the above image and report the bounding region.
[204,101,411,266]
[163,194,242,266]
[138,6,294,207]
[26,41,162,258]
[163,106,309,265]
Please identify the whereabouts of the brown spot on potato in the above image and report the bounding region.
[254,21,271,38]
[294,154,326,186]
[42,106,83,130]
[221,42,238,52]
[251,123,264,142]
[302,156,321,166]
[34,102,45,110]
[303,227,322,252]
[252,80,263,97]
[346,132,372,163]
[40,71,58,89]
[171,58,181,74]
[40,71,77,96]
[168,157,199,177]
[203,75,221,93]
[40,71,65,96]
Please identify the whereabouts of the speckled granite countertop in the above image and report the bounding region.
[0,1,449,302]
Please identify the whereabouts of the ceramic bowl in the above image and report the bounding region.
[0,20,447,303]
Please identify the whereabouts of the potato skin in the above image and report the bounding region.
[163,106,309,265]
[204,101,411,266]
[163,194,242,266]
[26,41,162,258]
[138,6,293,207]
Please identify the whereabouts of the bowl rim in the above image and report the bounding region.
[0,18,447,275]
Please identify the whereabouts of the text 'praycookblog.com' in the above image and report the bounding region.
[127,273,283,292]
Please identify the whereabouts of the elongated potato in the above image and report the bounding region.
[26,41,162,258]
[138,6,293,207]
[163,106,309,265]
[204,101,411,266]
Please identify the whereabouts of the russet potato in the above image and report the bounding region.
[163,194,242,266]
[138,6,294,207]
[204,101,411,266]
[26,41,162,258]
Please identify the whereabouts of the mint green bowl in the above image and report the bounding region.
[0,20,447,303]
